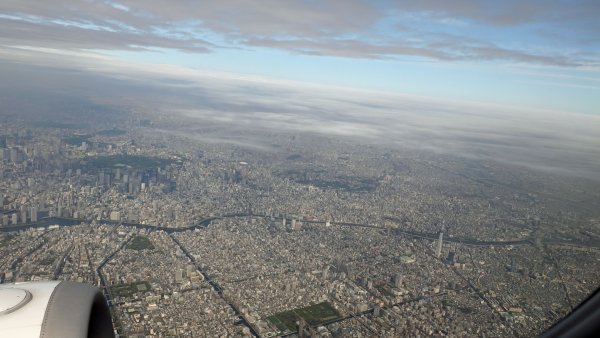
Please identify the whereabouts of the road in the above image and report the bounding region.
[170,234,261,338]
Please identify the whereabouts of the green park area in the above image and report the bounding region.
[110,281,151,299]
[62,129,125,146]
[267,302,341,332]
[126,235,154,250]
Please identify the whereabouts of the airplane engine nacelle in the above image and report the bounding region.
[0,281,114,338]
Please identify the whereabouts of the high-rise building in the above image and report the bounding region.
[446,252,455,265]
[9,148,18,163]
[373,305,381,318]
[393,273,402,288]
[436,231,444,258]
[175,269,184,283]
[30,207,38,223]
[110,211,121,222]
[292,219,302,231]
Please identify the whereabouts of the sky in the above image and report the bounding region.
[0,0,598,114]
[0,1,599,180]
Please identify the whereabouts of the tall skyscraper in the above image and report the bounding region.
[436,231,444,258]
[9,148,18,163]
[446,252,455,265]
[175,269,184,283]
[393,273,402,288]
[30,207,38,223]
[373,305,381,318]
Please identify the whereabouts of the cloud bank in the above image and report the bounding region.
[1,48,599,181]
[0,1,598,66]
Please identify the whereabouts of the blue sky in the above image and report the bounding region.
[0,0,598,114]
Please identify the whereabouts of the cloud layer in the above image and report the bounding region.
[1,48,599,181]
[0,1,598,66]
